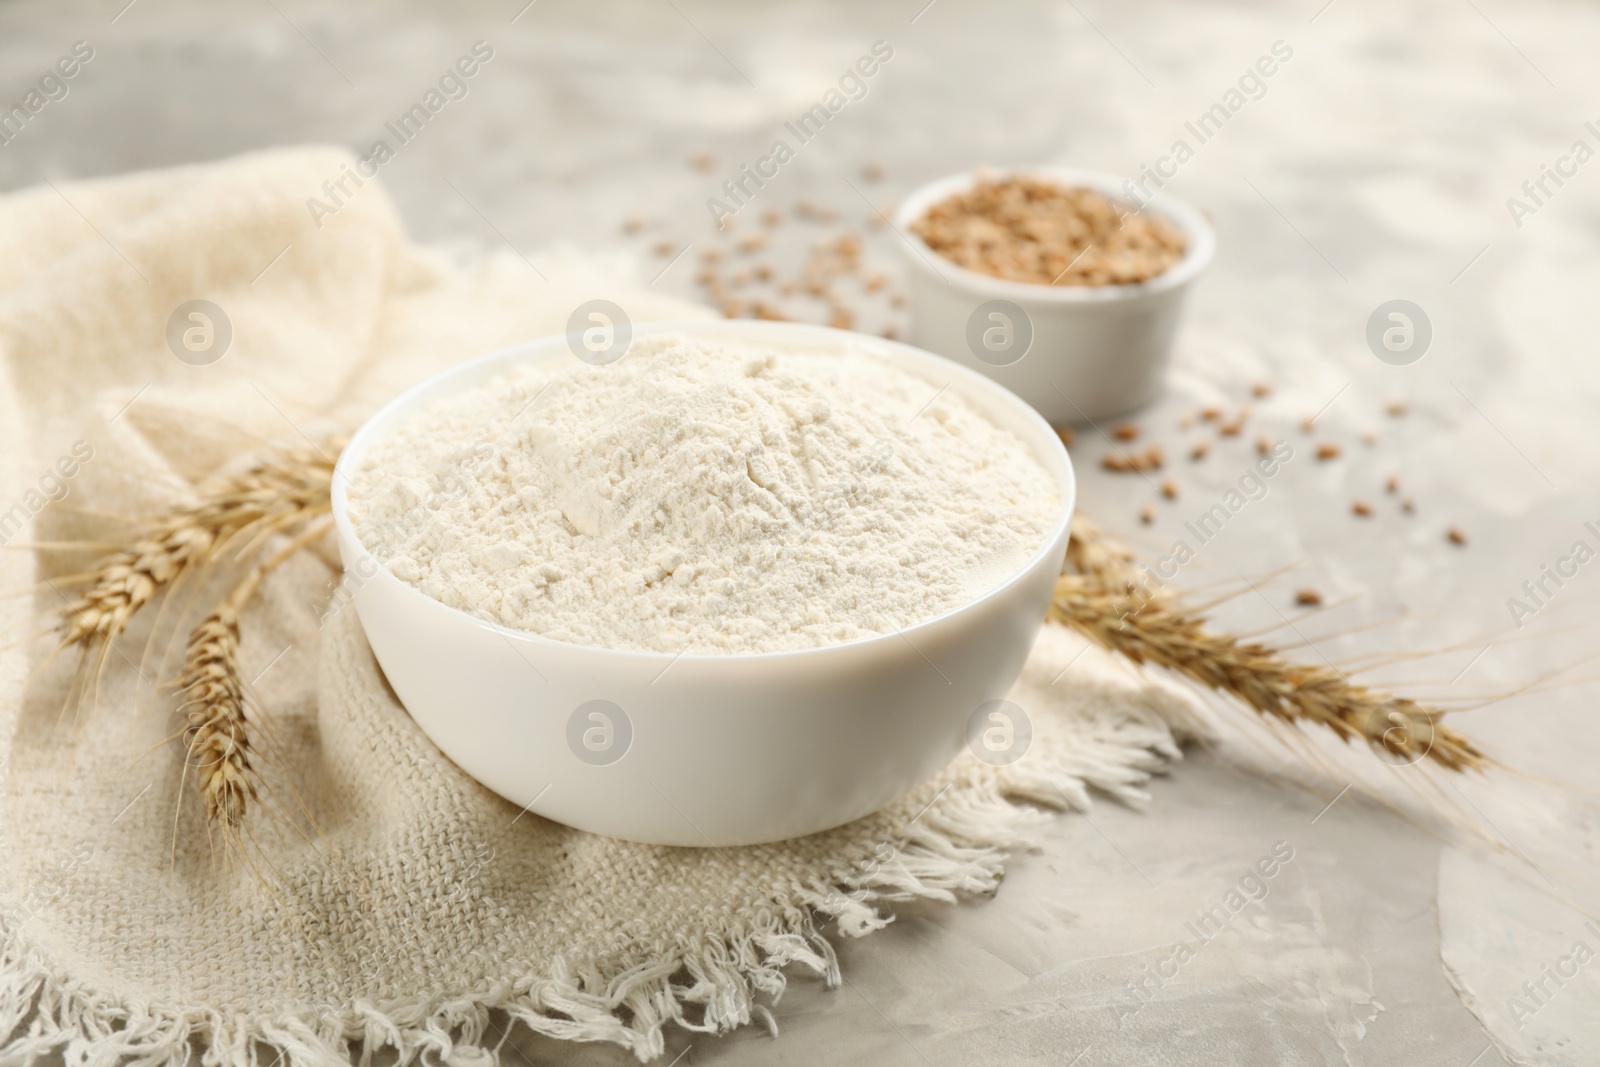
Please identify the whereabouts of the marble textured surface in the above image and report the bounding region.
[4,0,1600,1063]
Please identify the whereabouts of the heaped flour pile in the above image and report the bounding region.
[348,332,1060,654]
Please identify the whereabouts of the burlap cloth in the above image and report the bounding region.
[0,148,1197,1065]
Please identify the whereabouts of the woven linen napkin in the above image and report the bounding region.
[0,148,1195,1065]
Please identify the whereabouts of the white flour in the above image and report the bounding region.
[348,332,1060,653]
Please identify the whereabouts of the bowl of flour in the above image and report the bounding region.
[334,321,1074,845]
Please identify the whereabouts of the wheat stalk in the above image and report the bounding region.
[53,442,1488,847]
[1051,516,1485,772]
[49,439,340,837]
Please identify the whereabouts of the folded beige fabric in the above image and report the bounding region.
[0,148,1194,1065]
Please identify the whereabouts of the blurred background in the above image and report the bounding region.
[4,0,1599,1063]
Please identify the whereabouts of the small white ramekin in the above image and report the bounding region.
[332,320,1076,846]
[893,166,1215,425]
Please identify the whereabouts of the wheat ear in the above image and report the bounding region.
[177,518,333,838]
[1051,516,1486,773]
[178,602,254,834]
[58,440,340,650]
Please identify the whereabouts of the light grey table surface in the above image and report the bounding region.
[5,0,1600,1064]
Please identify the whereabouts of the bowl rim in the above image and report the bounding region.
[891,164,1216,302]
[331,320,1077,666]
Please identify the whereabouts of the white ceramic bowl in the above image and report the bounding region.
[893,166,1215,425]
[331,320,1075,846]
